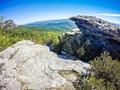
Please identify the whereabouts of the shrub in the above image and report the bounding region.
[73,52,120,90]
[90,52,120,90]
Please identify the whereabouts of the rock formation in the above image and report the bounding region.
[0,40,90,90]
[59,16,120,60]
[70,16,120,43]
[1,20,17,29]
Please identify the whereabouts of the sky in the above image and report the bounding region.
[0,0,120,25]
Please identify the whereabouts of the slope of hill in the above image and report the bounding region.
[23,19,77,32]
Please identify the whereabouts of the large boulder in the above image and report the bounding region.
[1,20,17,29]
[59,16,120,60]
[0,40,90,90]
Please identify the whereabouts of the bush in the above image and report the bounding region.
[90,52,120,90]
[73,52,120,90]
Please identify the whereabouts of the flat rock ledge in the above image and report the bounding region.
[0,40,90,90]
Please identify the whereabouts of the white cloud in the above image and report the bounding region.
[94,13,120,17]
[81,13,120,24]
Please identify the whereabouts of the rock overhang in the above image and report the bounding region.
[69,15,120,43]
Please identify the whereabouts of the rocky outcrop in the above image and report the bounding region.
[0,40,90,90]
[59,16,120,60]
[70,16,120,43]
[1,20,17,29]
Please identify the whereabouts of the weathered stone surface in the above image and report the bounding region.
[1,20,17,29]
[70,16,120,43]
[0,40,90,90]
[59,16,120,60]
[65,74,77,82]
[0,59,21,90]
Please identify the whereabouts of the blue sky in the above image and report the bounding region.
[0,0,120,25]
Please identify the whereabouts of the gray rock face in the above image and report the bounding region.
[70,16,120,43]
[1,20,17,29]
[59,16,120,60]
[0,40,90,90]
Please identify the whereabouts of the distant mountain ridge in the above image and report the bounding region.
[115,23,120,27]
[24,19,74,26]
[23,19,77,32]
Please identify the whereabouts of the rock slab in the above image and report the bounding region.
[0,40,90,90]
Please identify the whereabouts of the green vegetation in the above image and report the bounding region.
[59,34,101,61]
[0,26,59,51]
[74,52,120,90]
[76,39,100,61]
[24,19,76,33]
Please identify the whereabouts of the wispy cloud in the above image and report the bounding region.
[94,13,120,17]
[82,13,120,24]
